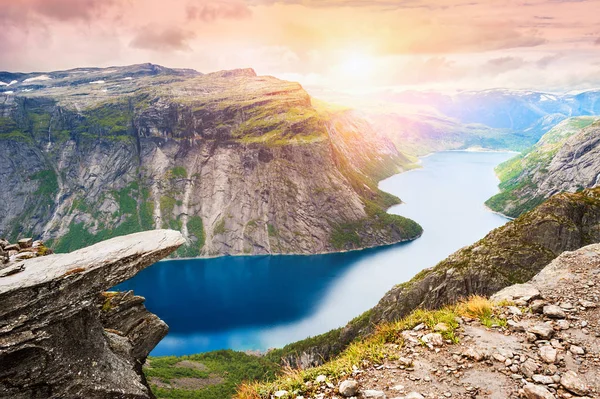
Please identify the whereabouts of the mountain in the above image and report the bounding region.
[486,117,600,217]
[0,64,421,257]
[268,187,600,368]
[368,89,600,155]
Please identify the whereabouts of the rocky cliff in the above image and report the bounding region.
[0,63,420,257]
[486,117,600,218]
[0,229,184,399]
[270,187,600,368]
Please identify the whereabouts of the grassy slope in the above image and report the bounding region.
[235,296,505,399]
[485,116,599,218]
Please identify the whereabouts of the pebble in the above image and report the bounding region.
[539,346,557,364]
[421,333,444,347]
[569,345,585,355]
[339,380,358,397]
[363,389,386,399]
[405,393,424,399]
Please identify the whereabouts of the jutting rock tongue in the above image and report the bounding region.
[0,230,185,399]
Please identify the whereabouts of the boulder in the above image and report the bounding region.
[560,371,590,396]
[491,283,540,303]
[523,383,556,399]
[543,305,566,319]
[17,238,33,249]
[0,230,185,399]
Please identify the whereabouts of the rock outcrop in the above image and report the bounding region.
[0,229,185,399]
[273,187,600,368]
[486,117,600,218]
[0,64,420,257]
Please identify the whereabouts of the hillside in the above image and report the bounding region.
[486,117,600,218]
[0,64,421,257]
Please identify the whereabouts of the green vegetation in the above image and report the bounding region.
[267,224,277,238]
[329,201,422,250]
[176,216,206,258]
[145,350,279,399]
[486,116,599,218]
[214,218,226,235]
[171,167,188,179]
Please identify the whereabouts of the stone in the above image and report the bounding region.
[529,324,554,339]
[560,371,590,395]
[579,300,596,308]
[463,348,485,361]
[507,319,526,332]
[491,283,540,303]
[398,357,413,366]
[532,375,554,385]
[569,345,585,355]
[413,323,426,331]
[316,375,327,383]
[543,305,566,319]
[539,346,557,364]
[0,239,9,249]
[434,322,450,332]
[274,390,288,398]
[339,380,358,397]
[507,306,522,316]
[493,353,506,363]
[523,383,556,399]
[520,358,540,378]
[363,389,386,398]
[405,393,425,399]
[3,244,19,252]
[556,320,570,330]
[421,333,444,347]
[0,230,185,399]
[17,238,33,248]
[531,300,546,314]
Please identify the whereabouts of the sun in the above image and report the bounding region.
[337,51,376,78]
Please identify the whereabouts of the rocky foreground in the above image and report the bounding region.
[248,244,599,399]
[0,230,185,399]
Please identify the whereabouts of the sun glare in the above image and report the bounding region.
[337,51,376,80]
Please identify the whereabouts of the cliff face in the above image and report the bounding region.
[273,187,600,368]
[0,64,420,257]
[486,117,600,218]
[0,230,184,399]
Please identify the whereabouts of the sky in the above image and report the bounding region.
[1,0,600,97]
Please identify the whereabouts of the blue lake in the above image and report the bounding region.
[117,151,514,356]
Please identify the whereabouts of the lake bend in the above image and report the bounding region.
[116,151,514,356]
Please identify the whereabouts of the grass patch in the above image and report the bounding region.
[146,350,279,399]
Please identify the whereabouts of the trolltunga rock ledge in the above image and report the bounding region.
[0,230,185,399]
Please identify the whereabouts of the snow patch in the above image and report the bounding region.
[0,81,7,86]
[123,77,133,80]
[3,91,14,95]
[23,75,52,83]
[22,88,33,92]
[8,80,17,86]
[89,80,105,84]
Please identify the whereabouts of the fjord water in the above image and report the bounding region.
[117,151,514,356]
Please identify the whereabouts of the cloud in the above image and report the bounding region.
[130,26,196,52]
[595,37,600,45]
[186,1,252,22]
[536,53,564,68]
[0,0,116,26]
